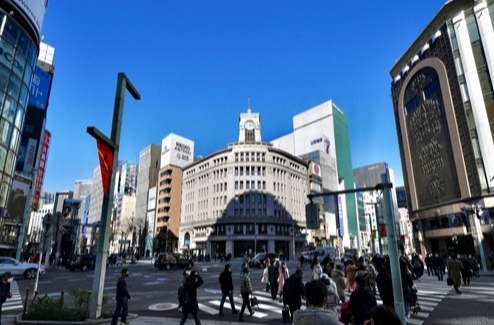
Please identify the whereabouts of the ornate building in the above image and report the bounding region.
[179,108,308,259]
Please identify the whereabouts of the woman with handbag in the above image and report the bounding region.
[238,266,254,322]
[278,262,290,301]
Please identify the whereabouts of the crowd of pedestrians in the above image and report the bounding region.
[106,249,490,325]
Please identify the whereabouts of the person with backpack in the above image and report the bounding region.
[179,270,204,325]
[238,266,253,322]
[282,269,305,323]
[218,264,238,316]
[412,255,424,279]
[320,273,339,313]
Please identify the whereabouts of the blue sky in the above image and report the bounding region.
[40,1,445,193]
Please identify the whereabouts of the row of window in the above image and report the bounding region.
[234,152,266,162]
[234,166,267,176]
[235,180,266,190]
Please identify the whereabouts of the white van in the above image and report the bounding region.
[312,247,337,262]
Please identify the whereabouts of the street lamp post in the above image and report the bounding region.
[463,205,488,273]
[88,73,140,319]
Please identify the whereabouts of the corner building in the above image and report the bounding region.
[390,0,494,261]
[179,108,308,259]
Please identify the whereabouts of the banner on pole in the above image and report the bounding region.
[96,139,114,195]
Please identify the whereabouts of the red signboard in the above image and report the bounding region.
[96,139,114,195]
[32,130,50,210]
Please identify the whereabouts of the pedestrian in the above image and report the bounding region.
[460,255,473,287]
[376,266,394,309]
[425,254,434,276]
[292,280,340,325]
[447,254,464,294]
[180,270,204,325]
[278,262,290,301]
[331,264,347,303]
[345,260,356,292]
[320,273,339,313]
[238,266,253,322]
[0,272,14,325]
[432,253,445,281]
[349,275,377,325]
[282,269,305,323]
[364,304,401,325]
[111,268,131,325]
[310,255,318,270]
[312,261,323,280]
[400,261,414,318]
[469,254,480,278]
[412,255,424,279]
[218,264,238,316]
[268,260,279,301]
[261,262,270,292]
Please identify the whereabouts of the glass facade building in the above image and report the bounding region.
[0,9,38,208]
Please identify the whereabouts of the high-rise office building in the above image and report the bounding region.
[271,100,358,253]
[390,0,494,261]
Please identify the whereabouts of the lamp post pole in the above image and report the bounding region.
[88,73,140,319]
[471,205,487,272]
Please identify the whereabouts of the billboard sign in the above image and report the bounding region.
[28,66,52,110]
[160,133,194,169]
[15,137,37,173]
[6,174,30,220]
[32,129,50,209]
[10,0,49,37]
[147,187,156,211]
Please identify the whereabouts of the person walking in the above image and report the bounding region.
[320,273,339,313]
[238,266,253,322]
[292,280,341,325]
[111,268,131,325]
[180,270,204,325]
[346,260,356,292]
[376,266,394,309]
[400,261,414,318]
[261,262,270,292]
[425,254,434,276]
[268,260,279,301]
[0,272,14,325]
[432,253,445,281]
[349,275,377,325]
[312,261,323,280]
[218,264,238,316]
[412,255,424,279]
[277,262,289,301]
[365,304,402,325]
[282,269,305,323]
[447,254,464,294]
[331,264,347,303]
[460,255,473,287]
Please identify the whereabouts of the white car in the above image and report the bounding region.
[0,256,45,279]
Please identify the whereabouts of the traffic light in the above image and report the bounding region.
[305,203,319,229]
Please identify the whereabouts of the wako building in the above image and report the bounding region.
[390,0,494,263]
[179,108,308,259]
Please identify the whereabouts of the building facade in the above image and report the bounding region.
[271,100,358,253]
[135,144,161,257]
[180,108,308,259]
[155,134,194,254]
[390,0,494,264]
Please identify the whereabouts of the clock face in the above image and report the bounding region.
[245,120,255,130]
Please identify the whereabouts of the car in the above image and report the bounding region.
[68,254,96,271]
[0,256,45,279]
[249,253,279,268]
[154,252,194,270]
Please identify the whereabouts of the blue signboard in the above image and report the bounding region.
[28,66,52,110]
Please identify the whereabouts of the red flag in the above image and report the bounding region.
[96,139,114,195]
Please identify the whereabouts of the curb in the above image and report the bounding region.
[15,313,138,325]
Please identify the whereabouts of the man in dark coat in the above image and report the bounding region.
[267,259,278,300]
[432,253,445,281]
[180,270,204,325]
[0,272,14,325]
[349,275,377,325]
[218,264,238,315]
[376,266,394,308]
[282,269,305,323]
[111,268,131,325]
[400,262,414,317]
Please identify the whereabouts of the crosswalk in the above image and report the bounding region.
[2,280,23,313]
[193,279,452,323]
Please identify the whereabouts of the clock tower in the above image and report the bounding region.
[239,105,261,143]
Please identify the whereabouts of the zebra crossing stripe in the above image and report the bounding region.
[208,300,269,318]
[197,302,220,315]
[3,280,23,311]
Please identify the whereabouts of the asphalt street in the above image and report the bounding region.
[4,260,494,324]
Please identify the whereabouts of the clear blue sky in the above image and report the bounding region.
[40,1,445,193]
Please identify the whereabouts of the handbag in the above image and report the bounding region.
[250,295,259,308]
[282,305,290,323]
[446,277,453,286]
